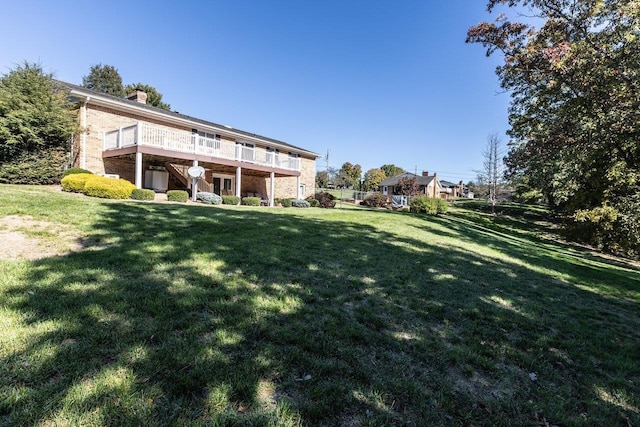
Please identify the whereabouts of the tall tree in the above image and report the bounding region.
[380,164,405,178]
[0,62,79,183]
[467,0,640,254]
[479,133,504,214]
[362,168,386,191]
[336,162,362,189]
[124,83,171,110]
[82,64,125,96]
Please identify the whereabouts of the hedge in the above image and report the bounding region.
[61,173,94,193]
[242,196,261,206]
[167,190,189,203]
[131,188,156,201]
[83,176,136,199]
[410,196,448,215]
[222,195,240,205]
[291,199,310,208]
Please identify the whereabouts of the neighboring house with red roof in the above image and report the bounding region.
[60,81,319,206]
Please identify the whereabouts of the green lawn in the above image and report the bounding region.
[1,185,639,426]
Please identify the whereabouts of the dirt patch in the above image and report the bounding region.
[0,215,82,260]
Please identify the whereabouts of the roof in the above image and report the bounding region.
[55,80,320,158]
[440,180,458,187]
[379,172,437,187]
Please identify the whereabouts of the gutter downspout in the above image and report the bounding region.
[80,96,90,170]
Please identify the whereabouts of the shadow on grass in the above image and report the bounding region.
[2,200,640,425]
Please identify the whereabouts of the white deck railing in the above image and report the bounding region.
[103,122,301,171]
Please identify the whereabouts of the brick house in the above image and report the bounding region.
[61,81,319,206]
[379,171,442,198]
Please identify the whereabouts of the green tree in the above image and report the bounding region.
[380,164,404,178]
[336,162,362,189]
[0,62,79,184]
[362,168,386,191]
[82,64,125,96]
[124,83,171,110]
[316,170,329,188]
[467,0,640,254]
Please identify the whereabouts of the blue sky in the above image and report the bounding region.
[0,0,509,183]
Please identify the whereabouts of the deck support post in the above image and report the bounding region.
[135,152,143,189]
[235,166,242,199]
[270,171,275,207]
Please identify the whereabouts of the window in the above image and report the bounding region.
[382,186,388,195]
[223,178,232,191]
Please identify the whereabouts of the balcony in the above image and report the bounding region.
[104,122,301,171]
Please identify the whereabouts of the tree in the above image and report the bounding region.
[380,164,404,178]
[124,83,171,110]
[0,62,80,184]
[336,162,362,189]
[82,64,125,96]
[478,133,504,214]
[467,0,640,254]
[395,176,419,196]
[315,170,329,188]
[362,168,386,191]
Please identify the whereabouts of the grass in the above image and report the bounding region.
[1,185,639,426]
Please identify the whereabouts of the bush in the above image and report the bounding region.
[281,198,292,208]
[242,196,261,206]
[167,190,189,203]
[410,196,448,215]
[362,193,388,208]
[83,176,135,199]
[131,188,155,201]
[222,195,240,205]
[62,167,92,177]
[61,173,94,193]
[197,192,222,205]
[308,198,320,207]
[313,192,336,208]
[291,199,310,208]
[0,149,68,185]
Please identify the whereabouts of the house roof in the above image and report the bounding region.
[55,80,320,158]
[440,180,458,187]
[379,172,437,187]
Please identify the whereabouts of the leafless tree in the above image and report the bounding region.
[481,133,504,214]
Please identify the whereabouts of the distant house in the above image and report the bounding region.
[378,171,442,199]
[58,81,319,206]
[439,180,465,199]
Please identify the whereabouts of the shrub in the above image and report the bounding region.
[410,196,448,215]
[222,195,240,205]
[313,192,336,208]
[436,198,448,214]
[291,199,310,208]
[61,173,94,193]
[131,188,155,201]
[308,198,320,207]
[0,149,68,185]
[83,176,135,199]
[197,192,222,205]
[242,196,261,206]
[167,190,189,203]
[62,167,92,177]
[362,193,388,208]
[281,198,292,208]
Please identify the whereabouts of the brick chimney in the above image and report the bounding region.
[422,171,429,176]
[127,90,147,104]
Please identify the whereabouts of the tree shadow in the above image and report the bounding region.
[2,201,639,425]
